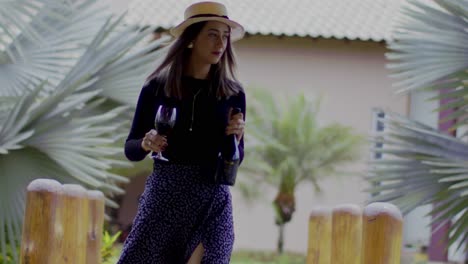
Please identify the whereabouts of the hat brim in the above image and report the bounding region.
[170,17,245,42]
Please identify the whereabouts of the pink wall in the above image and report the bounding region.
[234,35,407,134]
[232,35,408,252]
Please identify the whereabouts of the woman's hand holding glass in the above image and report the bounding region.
[141,129,167,153]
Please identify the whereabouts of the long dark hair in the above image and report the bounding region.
[146,21,242,99]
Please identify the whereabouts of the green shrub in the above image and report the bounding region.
[101,231,121,264]
[0,243,19,264]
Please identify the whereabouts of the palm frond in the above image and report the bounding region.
[0,0,70,52]
[386,0,468,94]
[0,78,132,262]
[387,0,468,131]
[241,89,363,192]
[0,81,42,154]
[379,0,468,250]
[1,80,130,188]
[0,0,109,96]
[0,0,167,260]
[368,110,468,250]
[76,25,170,105]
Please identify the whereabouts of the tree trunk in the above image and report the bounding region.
[277,223,285,255]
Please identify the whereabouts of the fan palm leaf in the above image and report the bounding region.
[369,0,468,251]
[387,0,468,130]
[387,0,468,94]
[0,0,109,96]
[368,110,468,251]
[0,0,70,51]
[0,0,168,260]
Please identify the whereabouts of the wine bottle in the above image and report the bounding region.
[224,107,241,160]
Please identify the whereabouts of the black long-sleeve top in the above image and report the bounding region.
[124,76,245,167]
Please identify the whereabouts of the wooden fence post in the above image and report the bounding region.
[20,179,63,264]
[20,180,107,264]
[306,207,332,264]
[86,190,105,264]
[362,202,403,264]
[59,184,89,264]
[331,204,362,264]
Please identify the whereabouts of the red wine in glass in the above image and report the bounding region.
[154,105,176,161]
[156,122,173,136]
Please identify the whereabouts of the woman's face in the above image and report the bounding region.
[191,21,230,65]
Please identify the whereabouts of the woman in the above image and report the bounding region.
[117,2,246,263]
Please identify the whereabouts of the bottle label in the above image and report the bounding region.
[233,137,240,160]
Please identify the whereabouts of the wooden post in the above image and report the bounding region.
[86,190,105,264]
[331,204,362,264]
[306,207,332,264]
[59,184,89,264]
[362,202,403,264]
[20,179,64,264]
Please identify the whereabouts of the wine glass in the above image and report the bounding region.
[153,105,177,161]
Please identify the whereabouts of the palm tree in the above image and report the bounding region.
[367,0,468,252]
[240,89,363,254]
[0,0,168,261]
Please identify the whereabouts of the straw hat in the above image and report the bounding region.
[170,1,245,42]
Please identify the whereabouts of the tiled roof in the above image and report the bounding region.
[125,0,407,42]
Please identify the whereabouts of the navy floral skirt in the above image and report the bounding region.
[117,162,234,264]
